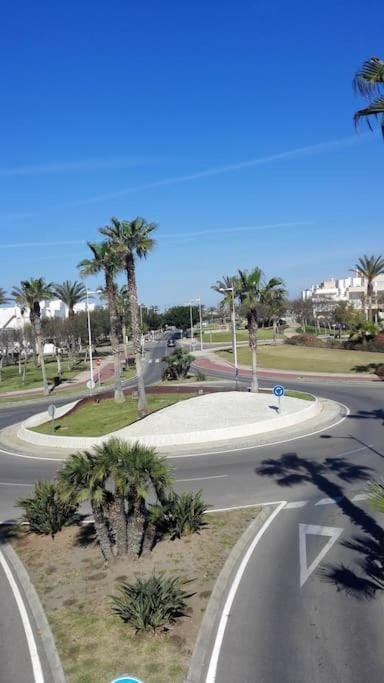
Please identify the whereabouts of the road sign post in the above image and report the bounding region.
[272,384,285,412]
[47,404,56,434]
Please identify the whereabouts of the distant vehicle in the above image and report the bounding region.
[167,338,176,348]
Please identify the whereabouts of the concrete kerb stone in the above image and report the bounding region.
[186,505,273,683]
[0,536,66,683]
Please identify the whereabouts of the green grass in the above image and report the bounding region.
[285,390,315,401]
[203,327,274,343]
[32,393,194,436]
[217,344,384,374]
[0,357,88,393]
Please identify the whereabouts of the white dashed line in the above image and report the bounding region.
[315,497,343,506]
[176,474,228,483]
[351,493,370,502]
[284,500,308,509]
[0,482,32,488]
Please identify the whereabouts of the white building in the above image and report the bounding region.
[302,273,384,311]
[0,299,98,330]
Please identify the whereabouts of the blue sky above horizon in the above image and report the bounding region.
[1,0,383,309]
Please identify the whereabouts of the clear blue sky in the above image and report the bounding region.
[1,0,383,308]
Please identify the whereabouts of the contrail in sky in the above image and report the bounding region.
[0,156,165,177]
[0,221,313,249]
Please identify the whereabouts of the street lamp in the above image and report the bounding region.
[191,298,203,351]
[85,289,102,393]
[219,287,238,382]
[184,302,195,350]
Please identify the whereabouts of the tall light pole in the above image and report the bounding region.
[85,289,101,393]
[192,298,203,351]
[185,302,194,350]
[219,287,238,382]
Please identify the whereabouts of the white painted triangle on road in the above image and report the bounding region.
[299,523,343,588]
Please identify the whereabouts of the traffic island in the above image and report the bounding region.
[17,389,321,451]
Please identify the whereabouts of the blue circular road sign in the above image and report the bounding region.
[111,677,144,683]
[272,385,284,397]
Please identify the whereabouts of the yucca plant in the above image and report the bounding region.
[369,481,384,512]
[18,481,78,538]
[162,490,208,539]
[112,574,191,632]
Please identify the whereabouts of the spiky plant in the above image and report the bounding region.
[18,481,78,538]
[111,574,191,632]
[161,490,208,539]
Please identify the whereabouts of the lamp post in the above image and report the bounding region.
[85,289,101,394]
[192,298,203,351]
[185,302,194,350]
[219,287,238,382]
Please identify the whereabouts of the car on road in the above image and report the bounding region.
[167,338,176,348]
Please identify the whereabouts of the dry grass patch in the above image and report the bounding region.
[13,506,260,683]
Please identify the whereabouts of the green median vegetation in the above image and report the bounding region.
[32,393,194,436]
[217,344,384,374]
[203,327,274,343]
[0,357,88,393]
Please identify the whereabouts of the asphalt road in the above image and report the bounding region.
[1,341,384,681]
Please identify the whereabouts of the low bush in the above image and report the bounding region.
[194,369,206,381]
[162,490,208,539]
[285,334,325,348]
[18,481,78,538]
[112,574,191,632]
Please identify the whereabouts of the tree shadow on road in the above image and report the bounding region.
[255,452,384,600]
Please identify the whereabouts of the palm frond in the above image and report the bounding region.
[353,96,384,135]
[353,57,384,97]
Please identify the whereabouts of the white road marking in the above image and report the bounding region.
[148,359,153,364]
[315,497,343,506]
[205,500,287,682]
[284,500,308,509]
[155,358,160,363]
[176,474,228,483]
[207,500,285,513]
[299,523,343,588]
[0,447,65,462]
[0,481,32,487]
[168,402,350,458]
[0,549,44,683]
[351,493,370,502]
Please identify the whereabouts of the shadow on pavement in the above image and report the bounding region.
[255,452,384,600]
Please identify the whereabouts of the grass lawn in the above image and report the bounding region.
[0,357,88,393]
[217,344,384,374]
[203,327,274,343]
[11,506,260,683]
[33,393,194,436]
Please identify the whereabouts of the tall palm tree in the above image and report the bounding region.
[354,254,384,322]
[212,275,239,353]
[99,217,157,416]
[53,280,87,318]
[58,451,114,561]
[78,241,125,403]
[0,288,10,305]
[115,285,130,363]
[11,278,54,394]
[353,56,384,135]
[237,268,286,392]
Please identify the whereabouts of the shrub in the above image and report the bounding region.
[194,369,206,381]
[112,574,191,632]
[285,334,325,348]
[18,481,78,538]
[162,490,208,539]
[162,347,195,380]
[374,364,384,379]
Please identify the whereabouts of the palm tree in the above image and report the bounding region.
[11,278,54,394]
[0,288,10,305]
[58,451,114,561]
[78,241,125,403]
[99,217,157,416]
[53,280,87,318]
[212,275,239,353]
[354,255,384,322]
[115,285,130,363]
[93,438,172,557]
[237,268,286,392]
[353,56,384,135]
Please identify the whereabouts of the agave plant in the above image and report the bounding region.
[161,490,208,539]
[18,481,78,538]
[112,574,191,632]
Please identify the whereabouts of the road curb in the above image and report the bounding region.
[186,504,273,683]
[0,537,66,683]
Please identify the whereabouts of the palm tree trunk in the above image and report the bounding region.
[122,316,129,363]
[367,283,373,323]
[125,253,147,415]
[127,499,146,557]
[108,496,127,556]
[92,505,113,562]
[248,313,259,392]
[105,273,124,403]
[33,319,49,395]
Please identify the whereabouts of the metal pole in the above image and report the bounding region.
[86,290,94,392]
[198,298,203,351]
[190,303,194,350]
[231,287,238,382]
